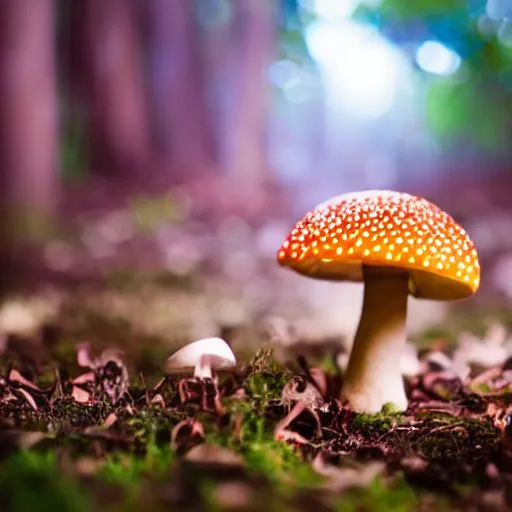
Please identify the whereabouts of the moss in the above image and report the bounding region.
[332,475,425,512]
[0,395,503,511]
[351,411,404,436]
[0,450,92,512]
[248,347,285,374]
[244,438,321,488]
[245,371,290,403]
[99,436,176,486]
[414,417,500,464]
[245,348,291,404]
[121,406,186,443]
[210,421,321,490]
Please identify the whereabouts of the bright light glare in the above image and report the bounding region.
[306,21,408,119]
[313,0,359,21]
[416,41,461,76]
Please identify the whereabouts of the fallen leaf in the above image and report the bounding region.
[312,452,385,492]
[8,369,41,391]
[184,444,244,466]
[17,388,38,410]
[72,386,92,404]
[171,419,205,453]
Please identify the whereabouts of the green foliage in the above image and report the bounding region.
[0,451,91,512]
[245,370,290,403]
[244,436,320,488]
[426,77,509,151]
[100,439,175,486]
[332,475,419,512]
[245,347,291,404]
[123,406,185,443]
[210,412,320,489]
[378,0,467,19]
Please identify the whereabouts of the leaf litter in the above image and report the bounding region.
[2,316,512,511]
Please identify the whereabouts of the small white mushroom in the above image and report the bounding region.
[165,337,236,379]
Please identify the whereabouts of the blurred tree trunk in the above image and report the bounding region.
[0,0,58,212]
[0,0,59,292]
[144,0,215,181]
[67,0,151,179]
[221,0,275,205]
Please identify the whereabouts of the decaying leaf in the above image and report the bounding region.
[171,419,205,454]
[281,376,324,409]
[72,386,92,404]
[312,452,385,492]
[184,444,245,467]
[73,344,128,403]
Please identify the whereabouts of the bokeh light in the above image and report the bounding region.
[306,20,410,119]
[416,40,462,76]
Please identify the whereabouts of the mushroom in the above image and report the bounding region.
[165,337,236,379]
[277,190,480,413]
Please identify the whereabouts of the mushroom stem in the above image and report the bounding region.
[194,356,213,379]
[341,266,409,413]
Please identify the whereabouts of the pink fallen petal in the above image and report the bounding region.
[104,412,118,428]
[72,386,92,403]
[17,388,38,410]
[72,372,95,385]
[76,343,93,368]
[8,369,41,391]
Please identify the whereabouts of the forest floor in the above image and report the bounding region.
[1,278,512,512]
[2,194,512,511]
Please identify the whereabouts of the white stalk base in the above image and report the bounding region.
[194,356,213,379]
[341,267,409,413]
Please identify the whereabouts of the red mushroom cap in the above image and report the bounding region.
[277,190,480,300]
